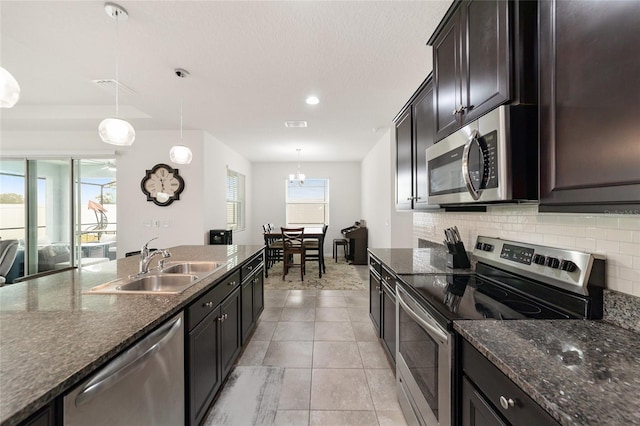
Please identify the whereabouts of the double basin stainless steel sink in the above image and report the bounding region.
[87,261,228,295]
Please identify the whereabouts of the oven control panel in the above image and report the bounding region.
[473,236,605,295]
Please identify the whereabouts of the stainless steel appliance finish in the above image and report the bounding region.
[426,105,537,205]
[396,285,451,426]
[395,236,605,426]
[64,313,184,426]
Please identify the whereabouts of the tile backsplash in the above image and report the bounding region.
[414,205,640,297]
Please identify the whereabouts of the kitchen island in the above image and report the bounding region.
[0,244,264,426]
[455,319,640,425]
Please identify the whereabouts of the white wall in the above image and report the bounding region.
[117,130,205,255]
[360,129,413,248]
[361,130,391,249]
[252,161,361,255]
[203,132,252,245]
[1,129,252,256]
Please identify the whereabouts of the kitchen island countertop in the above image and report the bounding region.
[0,244,264,426]
[455,319,640,425]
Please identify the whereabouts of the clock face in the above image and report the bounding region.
[140,164,185,206]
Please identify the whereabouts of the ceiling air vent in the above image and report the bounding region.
[284,121,308,128]
[92,79,136,95]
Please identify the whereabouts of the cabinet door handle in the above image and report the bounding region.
[248,265,253,271]
[499,396,515,410]
[203,301,214,308]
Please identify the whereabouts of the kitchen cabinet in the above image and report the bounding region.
[186,270,241,426]
[20,403,58,426]
[380,266,396,363]
[428,0,536,142]
[368,257,382,335]
[369,255,396,366]
[460,339,558,426]
[395,76,438,211]
[539,0,640,212]
[241,254,264,344]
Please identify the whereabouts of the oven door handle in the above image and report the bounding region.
[397,290,448,345]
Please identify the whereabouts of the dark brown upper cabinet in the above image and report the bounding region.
[428,0,537,142]
[395,76,439,211]
[539,0,640,213]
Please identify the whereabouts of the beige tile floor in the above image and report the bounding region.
[227,288,408,426]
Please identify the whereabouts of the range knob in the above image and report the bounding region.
[560,260,577,272]
[532,254,545,265]
[476,241,484,250]
[482,243,494,252]
[545,257,560,269]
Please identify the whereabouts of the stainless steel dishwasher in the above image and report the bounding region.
[64,312,184,425]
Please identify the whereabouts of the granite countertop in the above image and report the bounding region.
[368,247,473,275]
[0,244,264,426]
[455,319,640,425]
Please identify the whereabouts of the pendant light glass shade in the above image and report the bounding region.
[288,149,305,185]
[99,3,135,146]
[170,71,193,164]
[169,145,193,164]
[98,117,136,146]
[0,66,21,108]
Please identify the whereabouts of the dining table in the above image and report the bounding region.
[264,226,326,278]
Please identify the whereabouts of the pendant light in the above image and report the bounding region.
[289,149,305,185]
[0,66,21,108]
[98,3,135,146]
[169,68,193,164]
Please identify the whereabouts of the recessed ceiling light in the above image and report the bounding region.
[284,121,308,128]
[306,96,320,105]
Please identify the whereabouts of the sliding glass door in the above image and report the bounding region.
[0,158,116,283]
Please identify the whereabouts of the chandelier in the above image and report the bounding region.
[289,149,305,185]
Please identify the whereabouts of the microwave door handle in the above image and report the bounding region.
[462,131,482,201]
[397,290,448,345]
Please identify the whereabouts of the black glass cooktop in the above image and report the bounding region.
[397,272,577,326]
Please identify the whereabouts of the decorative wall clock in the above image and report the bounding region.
[140,163,185,206]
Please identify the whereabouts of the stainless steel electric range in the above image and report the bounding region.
[395,236,605,426]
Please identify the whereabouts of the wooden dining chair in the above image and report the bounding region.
[263,231,283,276]
[281,227,305,281]
[303,224,328,278]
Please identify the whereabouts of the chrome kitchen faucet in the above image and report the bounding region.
[139,237,171,274]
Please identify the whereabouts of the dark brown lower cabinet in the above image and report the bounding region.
[381,281,396,362]
[460,339,558,426]
[241,267,264,344]
[21,403,58,426]
[219,288,241,378]
[187,285,241,426]
[188,306,222,426]
[369,268,382,335]
[462,376,507,426]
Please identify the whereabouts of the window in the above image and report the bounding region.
[226,169,245,231]
[286,178,330,226]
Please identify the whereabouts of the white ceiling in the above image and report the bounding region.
[0,0,452,162]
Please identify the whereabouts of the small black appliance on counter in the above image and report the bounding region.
[209,229,232,245]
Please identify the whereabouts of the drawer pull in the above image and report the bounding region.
[499,396,515,410]
[203,301,214,308]
[228,281,236,286]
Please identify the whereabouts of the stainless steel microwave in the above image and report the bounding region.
[426,105,538,205]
